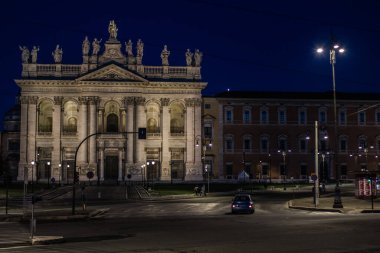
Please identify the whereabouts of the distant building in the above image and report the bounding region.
[0,101,20,181]
[15,21,206,184]
[203,91,380,182]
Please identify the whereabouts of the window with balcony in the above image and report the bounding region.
[204,123,213,139]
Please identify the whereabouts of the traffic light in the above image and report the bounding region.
[74,171,79,183]
[138,128,146,139]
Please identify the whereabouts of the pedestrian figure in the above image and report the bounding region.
[201,184,206,197]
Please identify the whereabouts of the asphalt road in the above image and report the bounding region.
[1,192,380,253]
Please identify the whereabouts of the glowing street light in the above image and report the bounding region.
[316,39,345,208]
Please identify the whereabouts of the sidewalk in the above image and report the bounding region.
[289,194,380,213]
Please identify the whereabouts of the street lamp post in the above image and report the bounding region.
[47,161,51,187]
[31,160,35,193]
[317,40,345,208]
[58,163,62,186]
[195,135,212,192]
[278,149,291,190]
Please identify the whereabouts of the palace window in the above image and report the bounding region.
[260,106,269,124]
[298,108,307,125]
[204,122,213,139]
[319,107,327,124]
[339,136,348,153]
[358,111,366,126]
[339,109,347,126]
[225,135,234,152]
[243,136,252,152]
[278,107,286,125]
[376,109,380,125]
[299,136,307,153]
[260,135,269,153]
[243,107,251,124]
[278,135,288,151]
[225,107,233,124]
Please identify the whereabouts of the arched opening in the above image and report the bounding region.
[107,113,118,132]
[38,100,53,133]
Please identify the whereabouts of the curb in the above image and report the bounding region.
[31,236,64,245]
[288,205,342,213]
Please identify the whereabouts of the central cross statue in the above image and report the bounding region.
[108,20,118,39]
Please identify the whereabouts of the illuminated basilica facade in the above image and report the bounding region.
[16,21,206,183]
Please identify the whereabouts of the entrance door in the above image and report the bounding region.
[171,161,184,180]
[105,156,119,180]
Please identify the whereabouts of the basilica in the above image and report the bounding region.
[15,21,207,184]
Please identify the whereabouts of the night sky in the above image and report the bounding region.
[1,0,380,129]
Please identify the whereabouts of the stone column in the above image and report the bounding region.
[194,98,202,166]
[78,97,88,167]
[88,97,98,165]
[100,148,104,181]
[125,97,135,165]
[27,96,38,181]
[118,149,123,181]
[135,97,146,164]
[184,98,202,181]
[52,96,63,179]
[185,98,195,180]
[120,108,127,132]
[17,96,30,181]
[97,108,104,133]
[160,98,171,181]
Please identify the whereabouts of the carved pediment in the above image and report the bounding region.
[77,64,147,82]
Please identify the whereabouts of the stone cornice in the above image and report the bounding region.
[15,79,207,88]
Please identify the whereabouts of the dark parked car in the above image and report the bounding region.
[231,194,255,214]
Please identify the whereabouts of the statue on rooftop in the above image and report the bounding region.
[108,20,118,39]
[194,49,203,67]
[92,38,102,56]
[31,46,40,63]
[19,46,30,63]
[185,49,193,66]
[125,39,133,57]
[136,39,144,58]
[52,45,63,63]
[82,36,90,55]
[161,45,170,66]
[136,39,144,64]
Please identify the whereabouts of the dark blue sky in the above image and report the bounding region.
[1,0,380,126]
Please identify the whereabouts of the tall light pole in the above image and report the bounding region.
[196,135,212,192]
[317,40,345,208]
[31,160,35,193]
[278,149,291,190]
